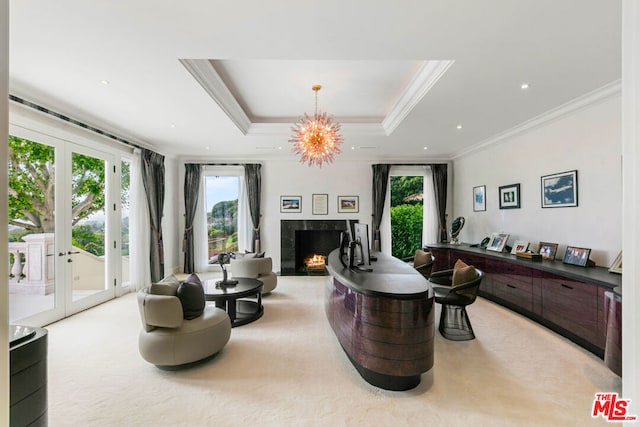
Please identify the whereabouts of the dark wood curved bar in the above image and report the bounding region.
[325,249,434,391]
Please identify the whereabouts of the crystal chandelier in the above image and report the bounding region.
[289,85,343,167]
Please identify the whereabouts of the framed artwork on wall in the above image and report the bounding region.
[473,185,486,212]
[499,183,520,209]
[541,170,578,208]
[538,242,558,261]
[312,193,328,215]
[280,195,302,213]
[337,195,359,213]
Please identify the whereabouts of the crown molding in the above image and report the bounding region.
[179,59,251,135]
[382,60,454,135]
[452,79,622,159]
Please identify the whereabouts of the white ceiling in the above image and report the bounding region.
[8,1,622,162]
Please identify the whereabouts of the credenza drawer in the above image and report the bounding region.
[492,275,533,312]
[542,275,598,343]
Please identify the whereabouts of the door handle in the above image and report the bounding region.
[67,251,80,255]
[58,252,66,257]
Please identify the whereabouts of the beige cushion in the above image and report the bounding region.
[452,265,477,286]
[150,275,180,296]
[453,259,470,272]
[413,250,432,268]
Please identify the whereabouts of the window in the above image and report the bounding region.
[390,175,424,259]
[205,175,240,264]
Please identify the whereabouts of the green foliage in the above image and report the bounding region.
[8,136,106,234]
[8,228,30,242]
[210,199,238,236]
[390,204,423,259]
[72,224,105,256]
[390,176,423,206]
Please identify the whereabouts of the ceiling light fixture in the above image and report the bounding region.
[520,83,530,90]
[289,85,343,168]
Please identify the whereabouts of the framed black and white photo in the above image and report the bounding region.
[280,195,302,213]
[563,245,592,267]
[312,193,328,215]
[487,232,510,252]
[337,196,359,213]
[499,183,520,209]
[473,185,486,212]
[541,170,578,208]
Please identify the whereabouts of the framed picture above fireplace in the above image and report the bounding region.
[280,195,302,213]
[337,195,359,213]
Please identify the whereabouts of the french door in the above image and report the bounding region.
[8,134,118,326]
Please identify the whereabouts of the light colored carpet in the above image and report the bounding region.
[45,276,621,426]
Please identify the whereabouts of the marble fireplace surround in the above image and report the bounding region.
[280,219,357,275]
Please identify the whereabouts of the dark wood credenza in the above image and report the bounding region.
[426,243,622,358]
[325,249,434,391]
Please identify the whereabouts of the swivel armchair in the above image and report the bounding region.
[429,265,483,341]
[230,256,277,294]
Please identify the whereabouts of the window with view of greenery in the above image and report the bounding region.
[205,175,239,263]
[390,175,424,260]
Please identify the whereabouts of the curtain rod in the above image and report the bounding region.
[10,95,145,151]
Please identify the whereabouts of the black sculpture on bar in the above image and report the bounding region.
[215,252,238,288]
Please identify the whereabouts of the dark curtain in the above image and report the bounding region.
[244,164,262,252]
[141,149,165,282]
[183,163,202,274]
[371,164,390,251]
[431,164,448,243]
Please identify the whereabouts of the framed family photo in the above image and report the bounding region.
[337,195,359,213]
[538,242,558,261]
[511,240,530,255]
[473,185,486,212]
[487,232,510,252]
[563,246,592,267]
[280,195,302,213]
[499,183,520,209]
[541,170,578,208]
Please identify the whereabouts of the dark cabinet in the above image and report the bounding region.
[540,271,599,346]
[425,244,620,358]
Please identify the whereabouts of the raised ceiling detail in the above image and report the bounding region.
[180,59,454,136]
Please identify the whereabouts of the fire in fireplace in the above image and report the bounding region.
[303,254,326,271]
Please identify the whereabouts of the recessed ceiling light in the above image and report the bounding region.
[423,146,428,150]
[520,83,530,90]
[456,124,462,130]
[170,123,176,129]
[205,146,210,150]
[100,80,110,85]
[351,146,355,150]
[278,146,282,150]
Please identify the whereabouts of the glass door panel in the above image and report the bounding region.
[7,135,61,324]
[65,146,115,313]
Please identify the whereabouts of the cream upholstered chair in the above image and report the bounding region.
[230,255,277,294]
[137,277,231,367]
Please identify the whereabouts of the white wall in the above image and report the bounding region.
[1,0,9,419]
[622,0,640,412]
[261,159,374,272]
[452,94,622,267]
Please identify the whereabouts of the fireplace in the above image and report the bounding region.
[280,220,357,275]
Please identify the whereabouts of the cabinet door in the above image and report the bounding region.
[541,272,598,344]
